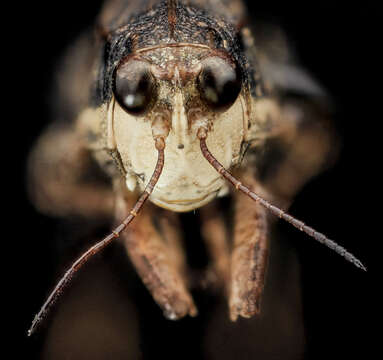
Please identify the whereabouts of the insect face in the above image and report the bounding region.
[110,46,247,212]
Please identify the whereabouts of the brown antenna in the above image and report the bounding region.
[28,139,165,336]
[198,129,366,271]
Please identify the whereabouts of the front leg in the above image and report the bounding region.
[229,171,269,321]
[28,124,114,219]
[115,190,197,320]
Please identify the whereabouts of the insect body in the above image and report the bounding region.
[28,0,365,335]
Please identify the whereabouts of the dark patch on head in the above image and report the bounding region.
[86,131,99,143]
[254,138,289,183]
[177,144,184,149]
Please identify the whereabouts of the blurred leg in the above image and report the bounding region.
[28,125,114,219]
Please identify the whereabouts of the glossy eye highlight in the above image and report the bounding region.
[114,59,156,115]
[197,56,241,111]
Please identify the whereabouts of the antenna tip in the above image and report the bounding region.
[356,260,367,272]
[27,314,41,337]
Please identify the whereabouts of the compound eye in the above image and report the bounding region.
[198,56,242,111]
[114,59,156,115]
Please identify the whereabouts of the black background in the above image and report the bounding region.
[5,1,377,359]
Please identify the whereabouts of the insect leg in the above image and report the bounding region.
[229,172,269,321]
[28,125,114,218]
[200,202,231,294]
[158,212,188,282]
[116,194,198,320]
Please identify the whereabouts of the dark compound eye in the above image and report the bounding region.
[113,59,156,115]
[198,56,242,111]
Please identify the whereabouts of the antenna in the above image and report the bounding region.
[28,138,165,336]
[198,129,366,271]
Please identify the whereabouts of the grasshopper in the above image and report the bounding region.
[28,0,365,336]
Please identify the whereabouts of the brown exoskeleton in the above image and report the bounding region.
[27,0,365,336]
